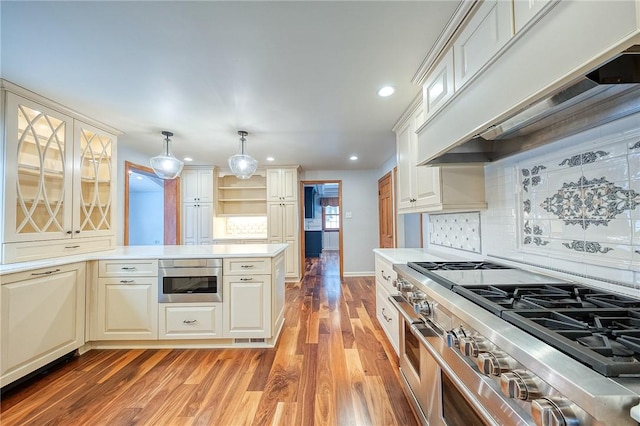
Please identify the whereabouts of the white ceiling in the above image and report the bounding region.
[1,1,460,171]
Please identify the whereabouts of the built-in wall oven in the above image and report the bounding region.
[158,258,222,303]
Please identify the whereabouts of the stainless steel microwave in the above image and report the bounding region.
[158,258,222,303]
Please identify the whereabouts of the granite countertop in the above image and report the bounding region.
[0,243,288,275]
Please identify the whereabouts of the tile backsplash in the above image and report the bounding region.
[480,111,640,292]
[225,217,267,236]
[429,212,481,253]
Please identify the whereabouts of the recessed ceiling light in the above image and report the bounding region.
[135,175,143,180]
[266,157,275,162]
[184,157,193,162]
[377,86,395,97]
[350,155,358,161]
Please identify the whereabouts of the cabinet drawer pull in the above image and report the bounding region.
[381,270,391,281]
[120,280,135,283]
[65,245,81,249]
[121,267,137,270]
[31,268,61,276]
[240,264,254,268]
[240,277,253,281]
[183,319,198,324]
[382,307,392,323]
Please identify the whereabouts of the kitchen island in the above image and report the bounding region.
[0,243,288,388]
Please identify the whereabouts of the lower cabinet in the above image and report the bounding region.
[223,274,271,338]
[159,303,223,339]
[375,254,399,355]
[94,260,159,340]
[1,263,86,387]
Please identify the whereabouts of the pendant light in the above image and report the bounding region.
[228,130,258,179]
[150,131,184,179]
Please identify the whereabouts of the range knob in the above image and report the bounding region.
[445,327,465,348]
[396,280,413,292]
[476,351,513,376]
[531,397,580,426]
[458,336,491,357]
[413,299,431,316]
[500,370,541,401]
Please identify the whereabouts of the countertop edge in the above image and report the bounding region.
[0,243,289,276]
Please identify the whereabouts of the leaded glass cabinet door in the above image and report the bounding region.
[4,93,74,242]
[73,121,116,237]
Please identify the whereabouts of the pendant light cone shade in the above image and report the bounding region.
[228,130,258,179]
[150,131,184,179]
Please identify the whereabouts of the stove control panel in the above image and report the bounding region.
[476,351,515,376]
[500,370,542,401]
[531,397,579,426]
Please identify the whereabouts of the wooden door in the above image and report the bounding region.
[378,171,394,248]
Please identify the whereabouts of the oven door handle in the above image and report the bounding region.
[411,323,499,426]
[388,295,423,325]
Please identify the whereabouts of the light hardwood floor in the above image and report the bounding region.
[0,252,418,425]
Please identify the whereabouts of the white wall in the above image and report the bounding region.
[302,169,379,275]
[129,191,164,244]
[116,143,154,245]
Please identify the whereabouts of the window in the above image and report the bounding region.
[324,205,340,230]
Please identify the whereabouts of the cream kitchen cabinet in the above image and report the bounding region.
[453,0,513,90]
[422,48,455,122]
[182,167,214,244]
[182,202,213,245]
[182,167,214,204]
[94,259,158,340]
[513,0,553,33]
[396,98,486,214]
[159,303,223,339]
[374,254,399,355]
[2,87,117,264]
[268,201,299,280]
[223,257,272,339]
[266,167,299,202]
[1,262,86,387]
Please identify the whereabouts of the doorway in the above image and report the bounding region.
[300,180,343,278]
[378,170,395,248]
[124,161,181,245]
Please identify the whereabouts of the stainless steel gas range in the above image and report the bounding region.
[390,260,640,426]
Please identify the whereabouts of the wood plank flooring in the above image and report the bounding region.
[1,252,418,425]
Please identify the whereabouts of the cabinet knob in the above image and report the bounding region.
[66,230,73,235]
[75,230,81,234]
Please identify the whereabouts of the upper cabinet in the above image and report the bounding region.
[415,0,640,165]
[395,98,486,214]
[422,49,455,122]
[266,167,298,202]
[2,88,118,263]
[452,0,513,90]
[182,168,214,203]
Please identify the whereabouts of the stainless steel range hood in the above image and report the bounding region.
[426,47,640,165]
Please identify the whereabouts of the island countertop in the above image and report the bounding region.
[0,243,289,276]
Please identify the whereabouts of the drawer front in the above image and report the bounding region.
[159,304,222,339]
[224,258,271,275]
[98,259,158,277]
[376,285,399,356]
[375,257,397,294]
[3,236,115,264]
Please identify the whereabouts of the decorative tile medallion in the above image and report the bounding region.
[558,150,608,167]
[523,220,549,246]
[630,140,640,150]
[562,240,613,254]
[521,165,546,192]
[540,176,640,229]
[523,199,531,214]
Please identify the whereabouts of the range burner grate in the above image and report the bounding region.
[408,261,511,272]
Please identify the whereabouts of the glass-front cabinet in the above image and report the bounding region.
[2,90,116,261]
